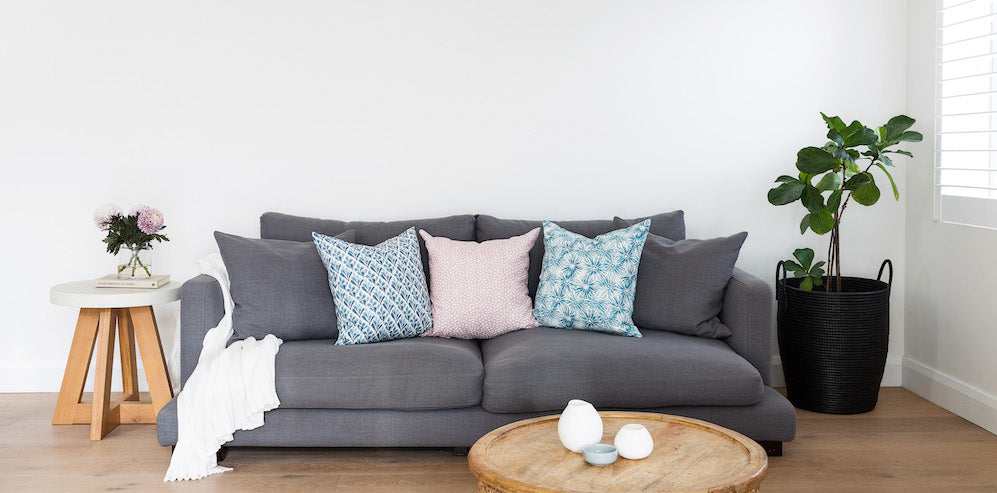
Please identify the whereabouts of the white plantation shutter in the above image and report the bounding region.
[936,0,997,228]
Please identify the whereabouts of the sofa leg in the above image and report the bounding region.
[452,447,470,456]
[217,446,229,462]
[758,441,782,457]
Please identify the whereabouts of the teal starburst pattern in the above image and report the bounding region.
[534,220,649,337]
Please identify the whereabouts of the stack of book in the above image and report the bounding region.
[94,274,170,289]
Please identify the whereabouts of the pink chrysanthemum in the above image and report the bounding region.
[138,208,165,234]
[93,203,121,230]
[127,204,150,217]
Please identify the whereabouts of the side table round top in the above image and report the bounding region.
[50,280,182,308]
[469,411,767,493]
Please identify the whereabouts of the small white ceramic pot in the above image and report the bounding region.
[582,443,618,466]
[614,423,654,460]
[557,399,603,453]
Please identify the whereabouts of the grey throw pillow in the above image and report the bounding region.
[614,218,746,338]
[215,229,356,342]
[476,211,684,299]
[259,212,476,289]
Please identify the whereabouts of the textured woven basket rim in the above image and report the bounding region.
[779,276,890,298]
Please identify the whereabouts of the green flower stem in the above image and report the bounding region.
[119,245,151,277]
[135,253,151,277]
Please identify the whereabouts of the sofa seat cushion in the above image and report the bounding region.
[480,327,763,413]
[275,338,483,411]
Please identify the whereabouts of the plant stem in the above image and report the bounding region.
[135,253,151,276]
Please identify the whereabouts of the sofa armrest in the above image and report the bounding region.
[720,267,773,385]
[179,274,224,387]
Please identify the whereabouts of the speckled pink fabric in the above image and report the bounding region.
[419,228,540,339]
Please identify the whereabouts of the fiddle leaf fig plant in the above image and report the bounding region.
[768,113,922,291]
[784,248,825,292]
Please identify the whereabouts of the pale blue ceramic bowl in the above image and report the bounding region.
[583,443,618,466]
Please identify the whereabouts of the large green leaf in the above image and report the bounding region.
[874,162,900,200]
[809,209,835,234]
[796,147,839,174]
[881,154,894,167]
[799,214,811,234]
[815,172,842,191]
[842,123,878,147]
[821,113,847,134]
[898,130,923,142]
[768,181,805,205]
[800,277,814,291]
[827,189,843,211]
[845,161,862,174]
[801,185,825,212]
[853,179,881,206]
[784,260,806,277]
[844,172,871,190]
[882,115,916,143]
[793,248,814,270]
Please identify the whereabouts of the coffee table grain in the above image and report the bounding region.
[468,412,767,493]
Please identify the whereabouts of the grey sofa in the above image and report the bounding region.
[157,212,796,455]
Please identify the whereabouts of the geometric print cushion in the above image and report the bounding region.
[312,227,434,345]
[418,228,540,339]
[534,220,650,338]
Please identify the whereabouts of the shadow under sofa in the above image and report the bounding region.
[157,212,797,455]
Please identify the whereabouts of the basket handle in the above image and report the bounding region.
[776,260,788,303]
[877,259,893,287]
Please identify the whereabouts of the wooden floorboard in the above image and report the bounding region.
[0,388,995,492]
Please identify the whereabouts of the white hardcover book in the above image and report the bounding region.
[94,274,170,289]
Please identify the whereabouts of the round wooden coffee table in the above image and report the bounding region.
[469,412,767,492]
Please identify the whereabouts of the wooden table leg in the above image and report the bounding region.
[53,305,174,436]
[116,309,139,401]
[130,305,174,415]
[52,309,101,425]
[91,309,119,440]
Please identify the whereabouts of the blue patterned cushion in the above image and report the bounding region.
[313,228,433,345]
[534,220,650,337]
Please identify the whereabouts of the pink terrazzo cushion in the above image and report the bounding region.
[419,228,541,339]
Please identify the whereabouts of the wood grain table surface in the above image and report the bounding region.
[469,411,767,493]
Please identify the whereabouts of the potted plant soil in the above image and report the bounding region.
[768,113,921,414]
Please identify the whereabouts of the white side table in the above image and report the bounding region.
[50,280,181,440]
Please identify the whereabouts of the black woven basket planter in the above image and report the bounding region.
[776,260,892,414]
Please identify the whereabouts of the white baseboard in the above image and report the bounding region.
[770,355,903,388]
[902,357,997,436]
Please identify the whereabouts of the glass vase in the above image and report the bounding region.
[117,245,153,279]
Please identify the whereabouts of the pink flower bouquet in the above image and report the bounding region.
[94,203,169,278]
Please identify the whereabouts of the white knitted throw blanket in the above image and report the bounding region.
[163,253,282,481]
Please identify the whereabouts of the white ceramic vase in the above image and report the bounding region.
[614,423,654,460]
[557,399,603,453]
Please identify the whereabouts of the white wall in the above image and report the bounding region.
[904,1,997,435]
[0,0,910,392]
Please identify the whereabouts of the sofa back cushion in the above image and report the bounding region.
[215,229,356,341]
[615,217,747,338]
[261,212,476,287]
[475,211,685,298]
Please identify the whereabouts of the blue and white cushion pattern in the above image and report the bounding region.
[313,228,433,345]
[534,220,650,337]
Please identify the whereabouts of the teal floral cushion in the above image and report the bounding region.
[313,228,433,345]
[534,220,650,337]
